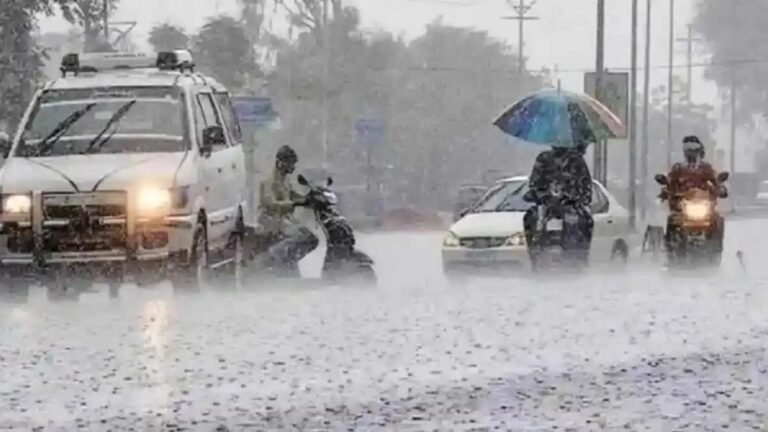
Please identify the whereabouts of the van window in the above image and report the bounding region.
[194,93,226,151]
[213,93,242,143]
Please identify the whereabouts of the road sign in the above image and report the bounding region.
[232,96,278,127]
[355,118,385,146]
[584,72,629,138]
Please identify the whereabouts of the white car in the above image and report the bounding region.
[756,181,768,205]
[442,176,632,273]
[0,50,247,296]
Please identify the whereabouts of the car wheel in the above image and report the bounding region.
[611,239,629,263]
[172,221,209,292]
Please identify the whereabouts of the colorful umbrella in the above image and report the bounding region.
[493,89,626,148]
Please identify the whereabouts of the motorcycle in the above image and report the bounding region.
[523,184,583,271]
[655,171,729,267]
[242,175,376,285]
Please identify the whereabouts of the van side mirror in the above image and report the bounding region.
[654,174,669,185]
[201,125,225,156]
[717,172,729,183]
[326,176,333,187]
[297,174,309,186]
[0,131,10,158]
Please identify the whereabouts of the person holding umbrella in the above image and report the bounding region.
[493,89,625,271]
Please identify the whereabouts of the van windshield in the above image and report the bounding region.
[16,86,188,157]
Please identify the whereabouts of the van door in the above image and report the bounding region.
[193,92,232,248]
[212,92,247,222]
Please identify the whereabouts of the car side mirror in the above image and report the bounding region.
[201,125,225,156]
[297,174,309,186]
[326,176,333,187]
[654,174,669,185]
[0,131,10,158]
[717,172,729,183]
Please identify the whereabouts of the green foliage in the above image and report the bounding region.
[59,0,120,51]
[193,16,261,91]
[148,24,189,52]
[694,0,768,123]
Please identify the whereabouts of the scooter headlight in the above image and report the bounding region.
[683,200,710,221]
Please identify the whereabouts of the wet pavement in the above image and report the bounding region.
[2,221,768,431]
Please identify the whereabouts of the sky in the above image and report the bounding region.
[39,0,756,169]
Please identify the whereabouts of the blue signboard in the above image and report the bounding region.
[355,118,385,146]
[232,96,278,126]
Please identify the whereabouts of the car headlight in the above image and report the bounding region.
[683,200,710,221]
[137,187,171,216]
[3,194,31,214]
[505,232,526,246]
[443,232,460,248]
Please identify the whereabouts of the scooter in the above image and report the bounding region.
[297,174,376,284]
[655,171,729,268]
[241,175,376,285]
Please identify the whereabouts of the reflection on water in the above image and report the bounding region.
[137,300,171,417]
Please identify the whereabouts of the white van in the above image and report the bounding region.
[0,51,247,297]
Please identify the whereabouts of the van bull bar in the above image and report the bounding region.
[0,190,196,265]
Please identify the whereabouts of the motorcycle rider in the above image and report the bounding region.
[258,145,318,272]
[663,135,725,255]
[523,142,594,269]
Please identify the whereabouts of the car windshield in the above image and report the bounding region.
[16,86,187,157]
[472,180,530,212]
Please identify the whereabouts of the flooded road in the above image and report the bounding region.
[2,221,768,430]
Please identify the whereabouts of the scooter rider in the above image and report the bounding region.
[663,135,725,253]
[523,142,594,268]
[258,145,318,271]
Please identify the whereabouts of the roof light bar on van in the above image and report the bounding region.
[60,52,156,76]
[156,50,195,72]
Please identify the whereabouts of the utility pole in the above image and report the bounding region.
[594,0,606,184]
[103,0,109,42]
[676,24,702,105]
[321,0,330,169]
[666,0,675,167]
[503,0,539,73]
[640,0,651,220]
[730,69,737,177]
[628,0,638,229]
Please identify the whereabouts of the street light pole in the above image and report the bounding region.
[321,0,330,169]
[629,0,638,229]
[641,0,651,221]
[595,0,605,184]
[667,0,675,167]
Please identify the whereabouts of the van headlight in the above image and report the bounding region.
[443,232,461,248]
[137,187,171,216]
[3,194,31,214]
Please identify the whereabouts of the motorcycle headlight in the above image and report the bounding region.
[505,232,526,246]
[683,200,710,221]
[3,194,31,214]
[137,186,171,217]
[443,232,460,248]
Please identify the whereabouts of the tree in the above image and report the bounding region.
[193,16,261,91]
[275,0,347,44]
[58,0,120,51]
[693,0,768,124]
[0,0,74,129]
[148,23,189,52]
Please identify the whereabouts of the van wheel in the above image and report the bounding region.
[172,221,208,292]
[611,239,629,263]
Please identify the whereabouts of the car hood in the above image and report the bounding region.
[449,212,525,238]
[0,152,189,193]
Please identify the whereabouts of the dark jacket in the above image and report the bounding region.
[529,148,592,210]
